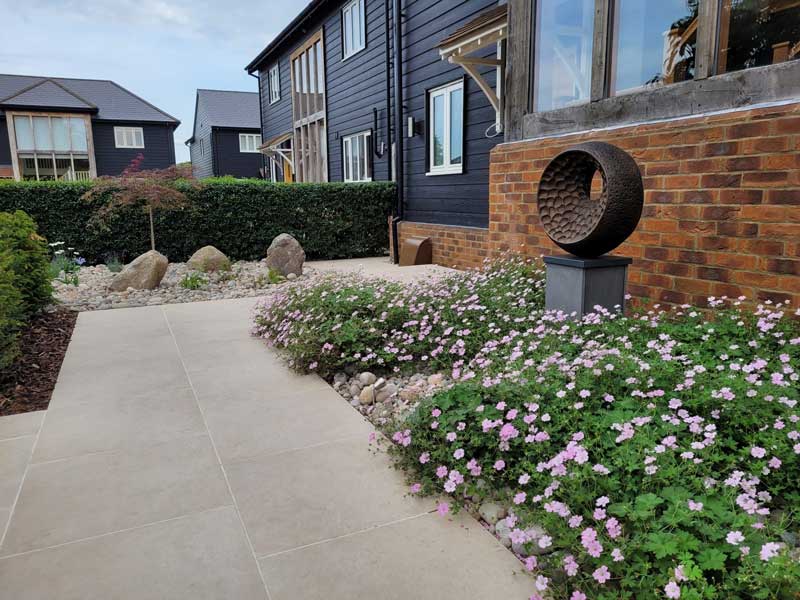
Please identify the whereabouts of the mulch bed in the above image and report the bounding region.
[0,308,77,417]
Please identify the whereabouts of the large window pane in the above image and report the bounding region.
[13,116,33,150]
[717,0,800,74]
[449,88,463,165]
[613,0,697,94]
[69,118,88,152]
[534,0,594,112]
[432,94,445,167]
[33,117,52,151]
[52,117,70,151]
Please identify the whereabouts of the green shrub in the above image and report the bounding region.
[180,272,207,290]
[0,255,23,371]
[252,256,545,376]
[0,180,395,264]
[389,301,800,599]
[0,210,52,317]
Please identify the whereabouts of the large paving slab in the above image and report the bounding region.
[0,291,536,599]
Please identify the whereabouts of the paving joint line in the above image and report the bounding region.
[161,306,273,600]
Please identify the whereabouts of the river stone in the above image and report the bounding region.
[494,520,513,548]
[265,233,305,276]
[187,245,230,272]
[478,502,507,525]
[376,383,398,403]
[359,372,377,386]
[109,250,168,291]
[359,385,375,405]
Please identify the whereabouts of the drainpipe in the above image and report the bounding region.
[248,70,267,178]
[390,0,404,263]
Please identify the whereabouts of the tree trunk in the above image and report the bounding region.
[148,206,156,251]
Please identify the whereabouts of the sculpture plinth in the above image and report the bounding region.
[537,142,643,318]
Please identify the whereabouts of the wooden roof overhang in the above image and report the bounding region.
[259,131,294,168]
[437,4,508,133]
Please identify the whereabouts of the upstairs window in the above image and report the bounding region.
[342,0,366,59]
[269,65,281,103]
[239,133,262,153]
[114,126,144,148]
[428,80,464,175]
[342,130,372,181]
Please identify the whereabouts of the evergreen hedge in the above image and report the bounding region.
[0,179,395,264]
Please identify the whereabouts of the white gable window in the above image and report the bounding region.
[239,133,262,153]
[342,0,366,59]
[427,80,463,175]
[269,65,281,103]
[114,126,144,149]
[342,130,371,182]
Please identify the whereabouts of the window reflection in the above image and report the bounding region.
[613,0,697,94]
[534,0,595,112]
[717,0,800,74]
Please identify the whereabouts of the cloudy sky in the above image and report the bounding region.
[0,0,305,162]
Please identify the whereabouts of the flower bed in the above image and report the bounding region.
[252,260,800,599]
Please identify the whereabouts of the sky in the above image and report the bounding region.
[0,0,305,162]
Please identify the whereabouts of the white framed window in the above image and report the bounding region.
[342,0,366,59]
[269,65,281,103]
[114,126,144,148]
[427,80,463,175]
[239,133,262,153]
[342,130,372,182]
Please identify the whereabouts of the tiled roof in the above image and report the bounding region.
[196,89,261,129]
[0,74,178,124]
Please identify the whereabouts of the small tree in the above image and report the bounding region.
[83,154,196,253]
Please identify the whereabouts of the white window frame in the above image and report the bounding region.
[239,133,262,153]
[114,126,145,149]
[269,65,281,103]
[427,80,464,176]
[342,0,366,60]
[342,130,372,182]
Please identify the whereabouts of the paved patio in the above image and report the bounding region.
[0,296,535,599]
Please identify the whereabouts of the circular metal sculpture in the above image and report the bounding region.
[537,141,643,258]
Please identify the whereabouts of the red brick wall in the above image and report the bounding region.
[489,102,800,307]
[398,221,489,270]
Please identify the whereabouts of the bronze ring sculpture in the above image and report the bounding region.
[536,141,643,258]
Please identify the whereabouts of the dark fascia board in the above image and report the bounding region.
[521,60,800,141]
[0,104,97,114]
[211,125,261,132]
[245,0,329,73]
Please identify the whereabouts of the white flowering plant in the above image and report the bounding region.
[389,300,800,599]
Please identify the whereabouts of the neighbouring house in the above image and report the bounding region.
[185,89,264,179]
[0,74,179,181]
[247,0,800,307]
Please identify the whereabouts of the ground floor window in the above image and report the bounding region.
[342,130,372,182]
[239,133,262,153]
[8,113,95,181]
[114,126,144,148]
[428,80,464,175]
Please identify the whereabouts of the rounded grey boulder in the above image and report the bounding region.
[187,245,231,272]
[265,233,305,276]
[109,250,168,291]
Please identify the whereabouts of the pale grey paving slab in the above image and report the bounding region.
[0,507,267,600]
[0,411,43,441]
[33,385,205,462]
[1,435,230,555]
[260,511,537,600]
[0,435,35,509]
[196,385,373,464]
[226,437,433,557]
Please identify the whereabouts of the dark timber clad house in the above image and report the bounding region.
[185,90,264,179]
[0,74,178,181]
[247,1,800,305]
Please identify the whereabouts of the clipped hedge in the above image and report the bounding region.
[0,179,395,264]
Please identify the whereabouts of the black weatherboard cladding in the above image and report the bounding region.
[0,119,11,166]
[252,0,502,228]
[92,122,176,175]
[257,0,393,182]
[214,129,263,178]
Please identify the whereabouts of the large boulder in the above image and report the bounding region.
[265,233,305,276]
[109,250,168,291]
[187,245,230,272]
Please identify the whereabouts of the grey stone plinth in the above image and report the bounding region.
[544,254,632,318]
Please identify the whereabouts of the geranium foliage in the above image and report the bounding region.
[390,300,800,599]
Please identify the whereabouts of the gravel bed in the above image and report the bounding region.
[53,260,302,311]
